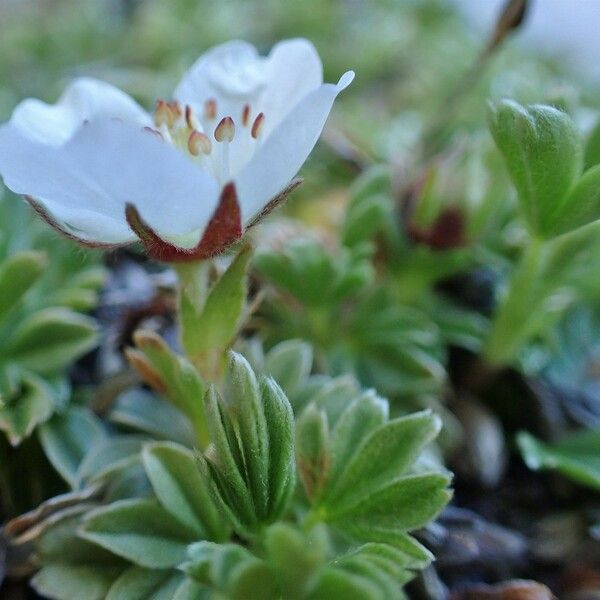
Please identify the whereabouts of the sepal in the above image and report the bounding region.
[125,182,242,263]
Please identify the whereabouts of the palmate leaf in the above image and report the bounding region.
[323,411,442,508]
[297,393,451,548]
[201,352,296,536]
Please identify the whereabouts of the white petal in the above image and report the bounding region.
[259,38,323,136]
[234,71,354,224]
[10,78,151,146]
[174,40,267,123]
[0,118,220,245]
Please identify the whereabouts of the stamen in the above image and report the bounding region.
[204,98,217,120]
[241,104,251,127]
[168,101,182,120]
[251,113,265,139]
[188,130,212,156]
[143,126,164,142]
[185,105,199,130]
[214,117,235,142]
[154,100,176,128]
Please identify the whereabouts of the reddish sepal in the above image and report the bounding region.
[125,182,242,263]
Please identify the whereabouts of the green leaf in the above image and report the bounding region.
[0,250,47,323]
[203,355,296,534]
[326,392,389,493]
[81,498,195,568]
[39,406,106,487]
[329,473,452,532]
[0,372,54,445]
[310,568,382,600]
[229,561,278,600]
[32,564,123,600]
[6,307,97,374]
[323,411,442,508]
[255,239,372,308]
[226,352,270,519]
[106,567,186,600]
[342,165,392,248]
[264,339,313,399]
[142,441,229,540]
[37,510,123,566]
[109,389,195,447]
[488,99,583,237]
[76,435,146,487]
[172,578,210,600]
[341,529,433,569]
[262,377,296,518]
[264,523,329,599]
[296,404,330,501]
[585,117,600,170]
[517,429,600,491]
[203,386,255,529]
[550,164,600,235]
[128,332,207,446]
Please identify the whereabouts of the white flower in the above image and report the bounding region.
[0,39,354,261]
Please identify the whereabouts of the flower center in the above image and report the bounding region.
[150,99,265,185]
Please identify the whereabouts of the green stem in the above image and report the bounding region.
[175,261,218,380]
[483,236,547,366]
[173,261,214,446]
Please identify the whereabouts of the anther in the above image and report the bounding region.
[242,104,251,127]
[188,130,212,156]
[251,113,265,139]
[185,105,199,130]
[167,101,182,119]
[154,100,176,128]
[204,98,217,120]
[214,117,235,142]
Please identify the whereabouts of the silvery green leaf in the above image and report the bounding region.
[296,404,330,501]
[6,307,97,374]
[32,564,123,600]
[264,339,313,399]
[328,473,452,532]
[39,406,106,488]
[488,99,583,237]
[0,250,46,323]
[106,567,186,600]
[142,441,229,540]
[109,389,195,447]
[0,372,54,446]
[81,498,194,568]
[322,411,442,508]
